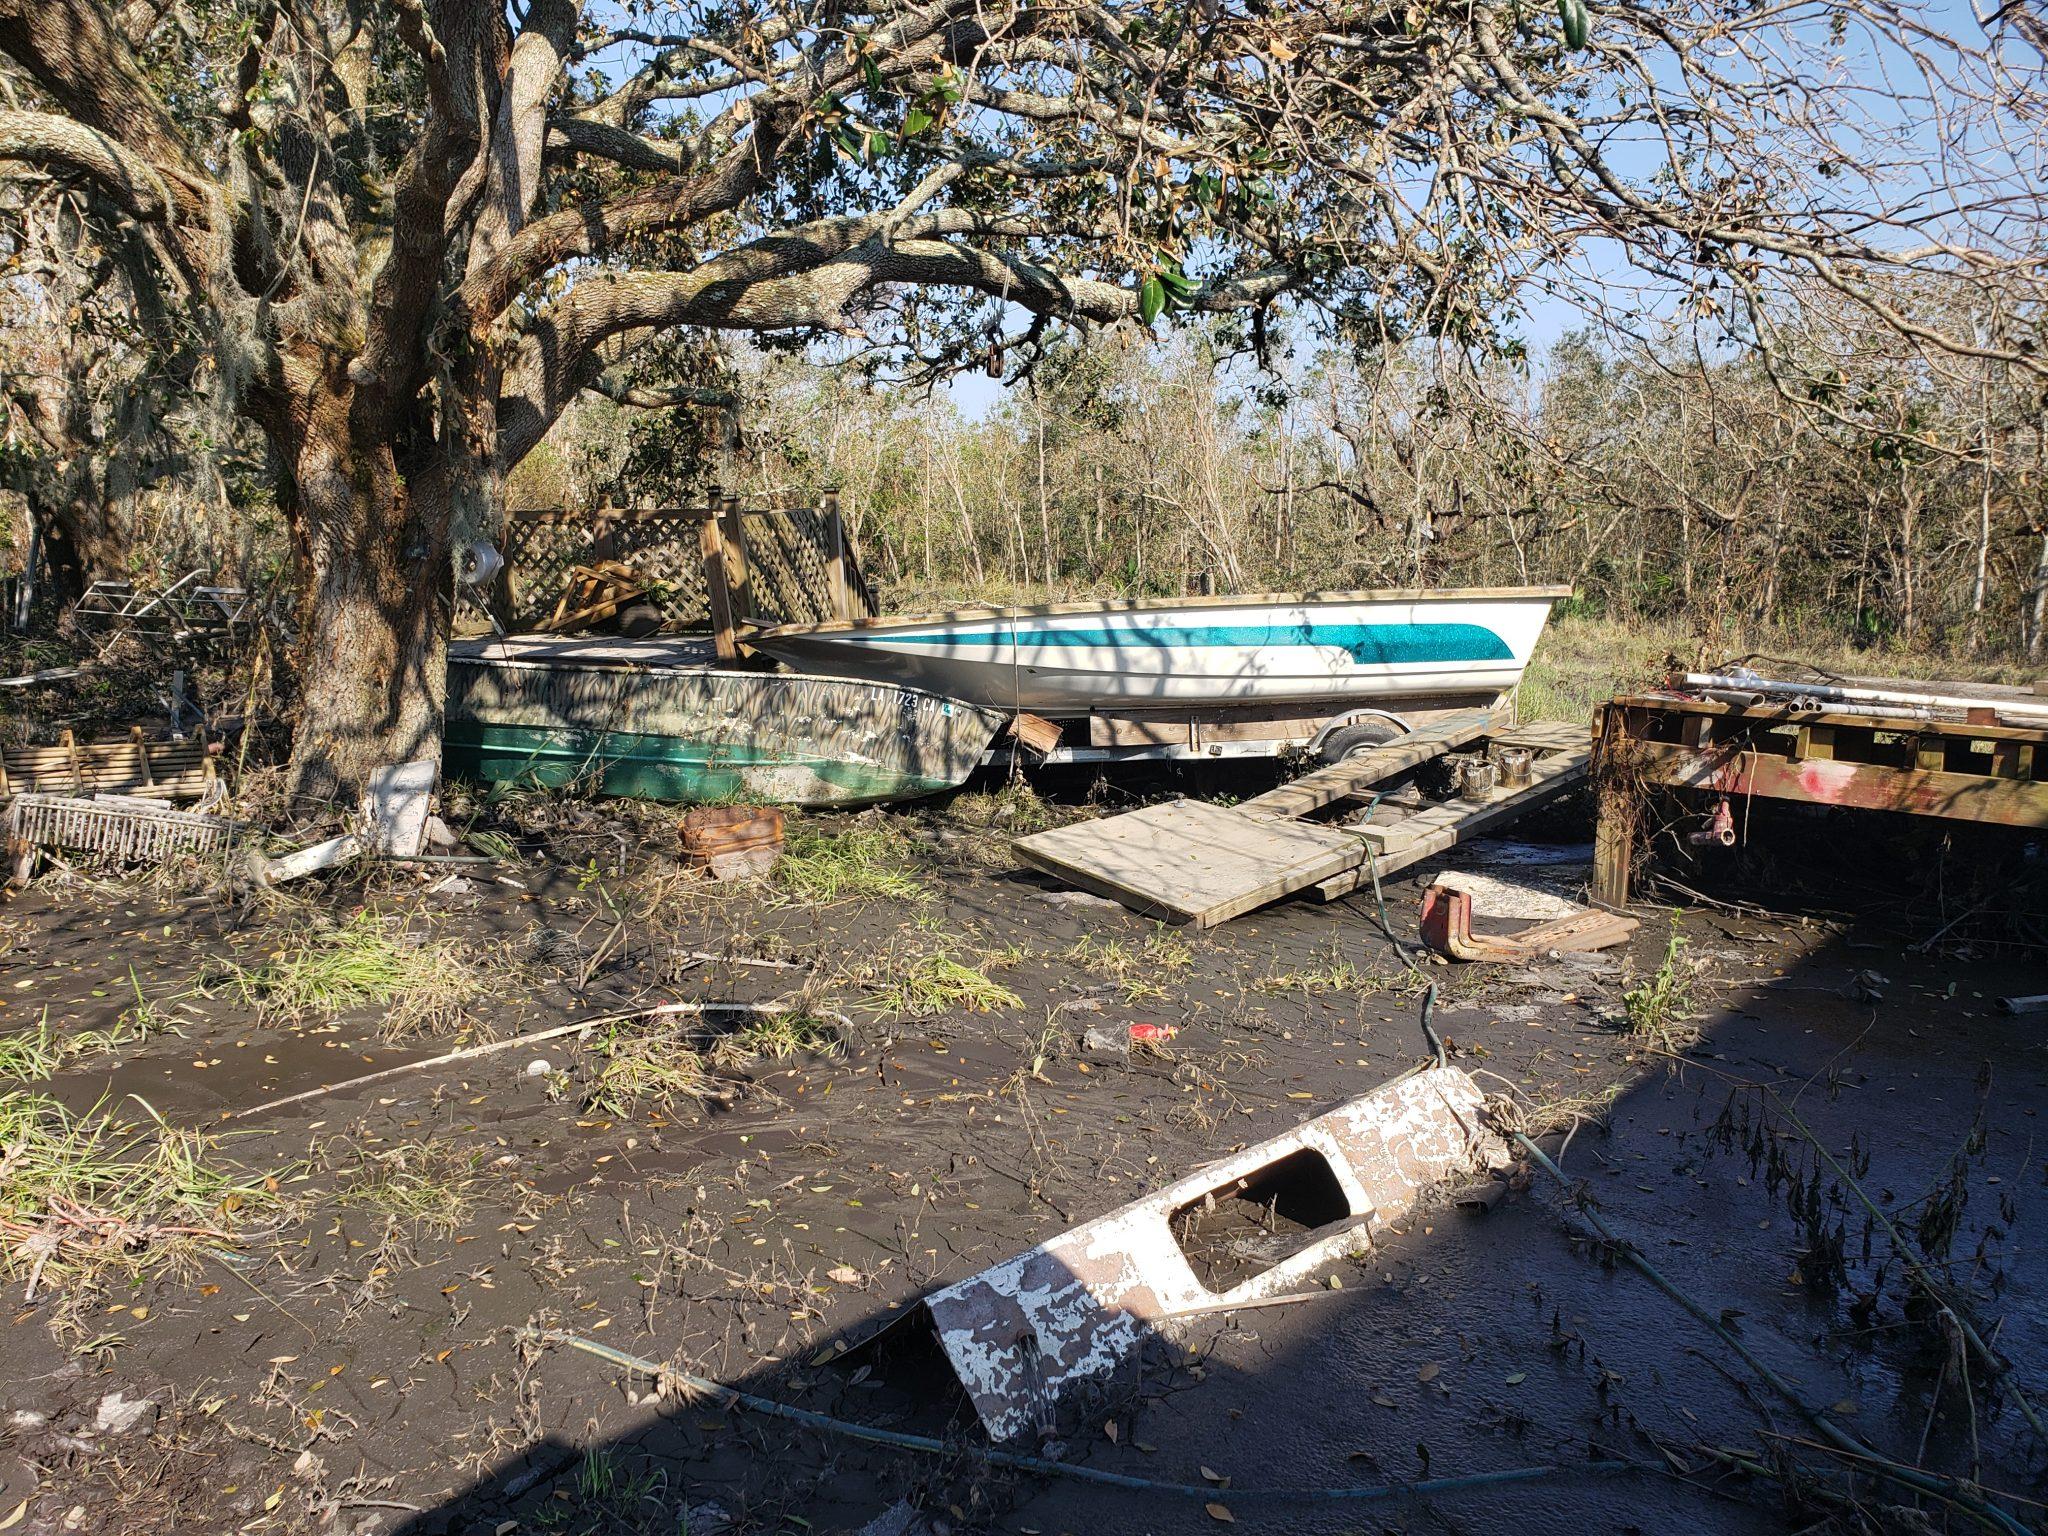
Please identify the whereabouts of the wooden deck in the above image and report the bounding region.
[1015,712,1590,926]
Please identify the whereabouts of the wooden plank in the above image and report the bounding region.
[1313,750,1591,900]
[1487,719,1589,751]
[1015,800,1366,926]
[699,514,738,660]
[1624,739,2048,828]
[821,491,853,622]
[1090,715,1194,748]
[1238,710,1496,822]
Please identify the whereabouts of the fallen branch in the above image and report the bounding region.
[228,998,849,1121]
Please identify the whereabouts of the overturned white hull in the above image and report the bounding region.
[749,587,1570,717]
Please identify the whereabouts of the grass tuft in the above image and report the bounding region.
[773,825,929,905]
[334,1140,482,1233]
[864,954,1023,1018]
[0,1091,285,1304]
[1063,929,1194,1003]
[216,910,483,1034]
[585,1027,719,1118]
[714,1008,849,1063]
[1623,921,1698,1048]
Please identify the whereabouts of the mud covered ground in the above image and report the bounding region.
[1,777,2044,1536]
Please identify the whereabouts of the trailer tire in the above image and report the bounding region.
[1319,718,1403,764]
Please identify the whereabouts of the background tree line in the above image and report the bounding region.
[505,277,2048,664]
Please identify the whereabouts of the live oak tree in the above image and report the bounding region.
[0,0,2041,801]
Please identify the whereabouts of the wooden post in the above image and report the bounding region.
[718,494,751,627]
[1592,787,1632,909]
[821,490,852,621]
[700,507,738,660]
[1590,704,1632,908]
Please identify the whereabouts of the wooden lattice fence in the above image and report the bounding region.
[465,498,876,634]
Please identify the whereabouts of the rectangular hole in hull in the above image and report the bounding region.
[1169,1146,1359,1293]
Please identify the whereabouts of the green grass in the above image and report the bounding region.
[1258,952,1371,994]
[585,1026,717,1117]
[215,911,483,1034]
[334,1141,482,1233]
[863,954,1023,1018]
[942,782,1072,835]
[1623,920,1696,1047]
[0,972,181,1081]
[714,1008,848,1062]
[0,1091,284,1303]
[772,825,929,905]
[1516,614,1683,723]
[1518,611,2040,725]
[1063,928,1194,1003]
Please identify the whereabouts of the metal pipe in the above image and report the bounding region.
[1679,672,2048,726]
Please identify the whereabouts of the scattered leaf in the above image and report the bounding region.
[1205,1503,1234,1523]
[1505,1372,1527,1385]
[1416,1362,1440,1382]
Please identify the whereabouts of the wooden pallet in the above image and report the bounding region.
[1015,714,1591,926]
[0,728,215,802]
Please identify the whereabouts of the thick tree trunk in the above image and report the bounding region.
[281,402,454,809]
[25,464,131,608]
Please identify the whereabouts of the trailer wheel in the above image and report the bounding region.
[1319,718,1403,764]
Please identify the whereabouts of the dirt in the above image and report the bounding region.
[1,783,2044,1536]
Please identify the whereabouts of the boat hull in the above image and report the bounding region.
[444,638,1006,808]
[747,589,1568,717]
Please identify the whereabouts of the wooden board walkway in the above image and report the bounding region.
[1311,748,1589,900]
[1237,710,1495,821]
[1015,714,1592,927]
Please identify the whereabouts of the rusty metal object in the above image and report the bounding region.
[1418,883,1637,964]
[1687,797,1737,848]
[682,805,784,878]
[919,1066,1506,1442]
[1454,757,1498,798]
[1493,745,1533,787]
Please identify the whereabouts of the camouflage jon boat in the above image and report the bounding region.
[444,636,1005,807]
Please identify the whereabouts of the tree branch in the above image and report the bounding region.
[0,108,172,220]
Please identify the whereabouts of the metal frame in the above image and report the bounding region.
[71,571,257,641]
[1593,686,2048,905]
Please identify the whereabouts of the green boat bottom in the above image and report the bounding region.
[443,721,958,807]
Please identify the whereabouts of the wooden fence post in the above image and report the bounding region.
[700,506,738,660]
[821,490,852,622]
[719,493,752,625]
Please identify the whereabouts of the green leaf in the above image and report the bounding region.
[1157,265,1195,298]
[866,130,890,161]
[861,54,885,97]
[832,125,861,159]
[903,107,934,138]
[1138,276,1166,325]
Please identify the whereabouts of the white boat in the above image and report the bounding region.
[747,587,1571,718]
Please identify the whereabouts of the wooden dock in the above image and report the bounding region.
[1592,687,2048,905]
[1014,714,1589,926]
